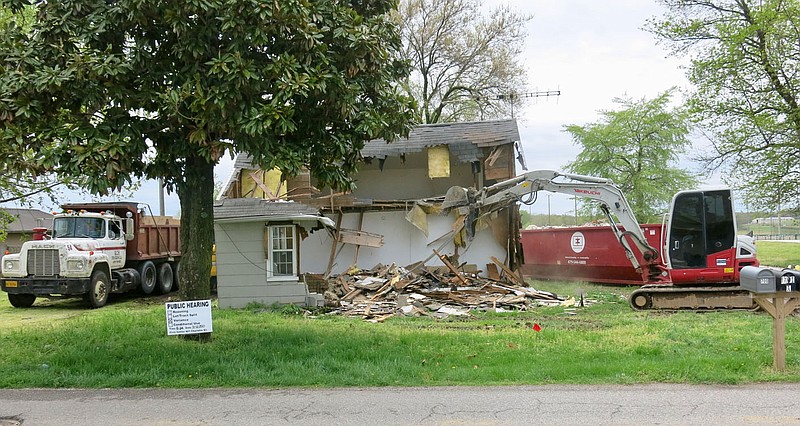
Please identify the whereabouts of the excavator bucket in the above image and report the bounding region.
[442,186,471,211]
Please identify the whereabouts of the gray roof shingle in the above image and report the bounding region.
[229,119,519,171]
[361,119,519,160]
[1,208,53,233]
[213,198,322,221]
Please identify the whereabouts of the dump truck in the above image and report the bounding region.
[443,170,759,310]
[0,202,180,308]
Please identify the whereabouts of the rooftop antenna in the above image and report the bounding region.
[498,90,562,118]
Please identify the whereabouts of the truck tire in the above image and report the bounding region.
[8,293,36,308]
[138,261,157,294]
[157,262,174,294]
[172,261,180,291]
[86,270,110,308]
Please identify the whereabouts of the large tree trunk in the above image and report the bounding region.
[176,153,215,342]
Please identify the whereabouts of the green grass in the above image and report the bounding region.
[0,242,798,388]
[1,285,799,388]
[756,240,800,268]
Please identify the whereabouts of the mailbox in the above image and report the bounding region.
[777,269,800,292]
[740,266,800,293]
[740,266,776,293]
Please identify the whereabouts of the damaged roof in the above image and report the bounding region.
[228,119,520,171]
[213,198,334,227]
[361,119,519,161]
[220,119,521,198]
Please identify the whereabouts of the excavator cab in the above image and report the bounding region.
[665,189,740,283]
[631,188,758,309]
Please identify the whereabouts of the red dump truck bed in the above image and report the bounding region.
[519,224,664,285]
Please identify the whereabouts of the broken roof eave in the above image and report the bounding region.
[214,214,336,229]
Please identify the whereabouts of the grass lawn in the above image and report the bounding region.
[1,283,799,388]
[756,240,800,267]
[1,242,800,388]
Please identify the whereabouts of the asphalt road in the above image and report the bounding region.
[2,384,800,425]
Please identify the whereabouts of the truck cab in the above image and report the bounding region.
[50,212,129,270]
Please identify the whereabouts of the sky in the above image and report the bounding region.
[20,1,693,218]
[509,0,693,215]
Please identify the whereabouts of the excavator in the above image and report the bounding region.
[441,170,759,310]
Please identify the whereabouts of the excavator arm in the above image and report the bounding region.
[443,170,670,284]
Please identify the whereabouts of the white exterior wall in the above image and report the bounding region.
[300,210,506,275]
[214,222,308,309]
[299,155,508,274]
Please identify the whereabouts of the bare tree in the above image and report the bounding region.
[396,0,532,123]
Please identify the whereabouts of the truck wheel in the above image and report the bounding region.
[172,261,180,291]
[8,293,36,308]
[138,261,157,294]
[86,270,110,308]
[157,262,174,294]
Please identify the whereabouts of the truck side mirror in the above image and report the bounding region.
[125,218,135,241]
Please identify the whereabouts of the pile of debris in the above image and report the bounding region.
[319,254,568,322]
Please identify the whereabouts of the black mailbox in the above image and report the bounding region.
[777,269,800,292]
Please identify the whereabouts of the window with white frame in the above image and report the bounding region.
[267,224,296,278]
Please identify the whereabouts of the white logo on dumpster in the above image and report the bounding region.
[570,232,585,254]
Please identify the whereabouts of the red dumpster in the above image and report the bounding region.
[520,224,664,285]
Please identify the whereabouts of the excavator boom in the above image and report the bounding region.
[443,170,670,285]
[445,170,758,311]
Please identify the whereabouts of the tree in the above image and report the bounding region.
[564,90,698,222]
[650,0,800,211]
[0,4,68,211]
[395,0,531,123]
[0,0,415,328]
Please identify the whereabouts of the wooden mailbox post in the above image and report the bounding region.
[741,266,800,372]
[753,293,800,371]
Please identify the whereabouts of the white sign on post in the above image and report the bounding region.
[165,300,213,336]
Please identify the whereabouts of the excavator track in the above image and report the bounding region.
[629,285,756,311]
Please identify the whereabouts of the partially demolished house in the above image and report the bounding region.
[215,119,525,307]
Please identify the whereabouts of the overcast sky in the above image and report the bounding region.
[27,1,692,217]
[511,0,693,215]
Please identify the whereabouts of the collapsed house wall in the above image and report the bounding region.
[299,210,506,276]
[352,154,475,200]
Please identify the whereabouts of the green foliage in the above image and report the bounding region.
[0,0,416,302]
[396,0,531,123]
[522,212,602,228]
[0,210,12,242]
[564,90,698,222]
[0,0,415,194]
[0,4,64,206]
[651,0,800,211]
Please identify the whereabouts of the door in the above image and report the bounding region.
[667,189,735,269]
